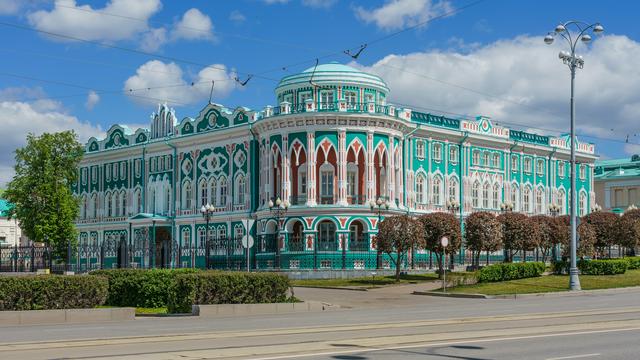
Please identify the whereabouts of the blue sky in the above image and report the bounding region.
[0,0,639,184]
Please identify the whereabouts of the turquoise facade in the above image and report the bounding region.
[73,62,597,270]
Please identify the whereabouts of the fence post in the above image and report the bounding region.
[100,242,105,270]
[342,235,346,270]
[13,246,18,272]
[30,245,35,272]
[67,240,72,272]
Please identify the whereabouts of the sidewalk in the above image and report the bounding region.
[293,281,443,309]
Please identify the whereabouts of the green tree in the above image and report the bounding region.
[617,209,640,255]
[421,212,462,276]
[581,211,618,257]
[4,131,83,260]
[530,215,562,262]
[464,212,502,268]
[557,215,597,259]
[497,212,532,262]
[377,215,424,282]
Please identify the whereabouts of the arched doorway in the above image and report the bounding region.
[289,221,304,252]
[317,220,337,251]
[349,220,368,251]
[116,234,128,268]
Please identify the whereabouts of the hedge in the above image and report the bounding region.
[90,268,200,308]
[168,272,291,313]
[477,262,545,283]
[553,259,629,275]
[626,257,640,270]
[0,275,108,311]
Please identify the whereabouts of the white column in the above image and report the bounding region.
[366,131,375,203]
[337,129,348,206]
[282,135,290,204]
[306,132,317,206]
[388,137,396,207]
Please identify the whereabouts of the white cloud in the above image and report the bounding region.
[229,10,246,24]
[262,0,290,4]
[123,60,237,106]
[85,90,100,110]
[27,0,162,42]
[140,27,167,52]
[355,35,640,150]
[354,0,452,31]
[0,91,103,186]
[171,8,214,41]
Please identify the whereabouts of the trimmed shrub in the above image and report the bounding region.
[90,268,199,308]
[477,262,545,283]
[626,257,640,270]
[0,275,108,311]
[167,271,290,313]
[553,259,629,275]
[579,259,628,275]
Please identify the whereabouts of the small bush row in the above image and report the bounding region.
[478,262,545,283]
[90,268,200,308]
[0,275,108,311]
[168,272,291,313]
[553,259,631,275]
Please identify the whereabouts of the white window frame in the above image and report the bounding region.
[433,143,442,161]
[449,146,458,163]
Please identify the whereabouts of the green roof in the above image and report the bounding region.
[595,168,640,180]
[0,199,12,217]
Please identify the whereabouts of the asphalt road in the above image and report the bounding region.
[2,287,640,359]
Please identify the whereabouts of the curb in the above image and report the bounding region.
[293,285,369,291]
[192,301,342,317]
[0,308,135,326]
[412,291,490,299]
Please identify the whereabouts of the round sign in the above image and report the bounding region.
[440,236,449,247]
[242,235,254,249]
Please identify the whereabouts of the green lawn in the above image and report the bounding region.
[448,269,640,295]
[291,273,440,288]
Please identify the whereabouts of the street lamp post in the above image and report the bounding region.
[200,203,215,269]
[268,196,289,269]
[545,21,604,291]
[370,198,389,270]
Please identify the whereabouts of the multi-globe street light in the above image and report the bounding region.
[268,196,289,269]
[370,198,389,269]
[544,20,604,291]
[200,203,215,269]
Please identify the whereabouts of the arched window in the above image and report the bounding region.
[317,220,337,251]
[198,228,206,248]
[511,185,519,211]
[416,174,425,204]
[81,195,87,219]
[579,192,587,216]
[209,178,217,206]
[492,183,500,209]
[320,163,335,204]
[523,186,532,213]
[558,189,566,214]
[432,176,442,205]
[472,181,480,208]
[482,182,490,208]
[182,228,191,247]
[483,152,490,167]
[199,179,208,206]
[290,221,304,252]
[219,177,227,207]
[473,150,480,165]
[235,175,246,204]
[493,153,500,168]
[91,193,98,218]
[183,181,192,210]
[134,189,141,213]
[448,177,458,202]
[120,190,127,217]
[349,221,367,251]
[536,187,544,214]
[105,192,112,217]
[346,163,358,198]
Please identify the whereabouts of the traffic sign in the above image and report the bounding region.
[242,235,254,249]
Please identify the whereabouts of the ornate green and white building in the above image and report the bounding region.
[73,62,597,270]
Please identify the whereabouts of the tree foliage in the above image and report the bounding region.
[377,215,424,281]
[420,212,461,274]
[581,211,619,255]
[529,215,562,261]
[497,212,534,262]
[4,131,83,259]
[464,212,502,267]
[617,209,640,251]
[557,215,596,258]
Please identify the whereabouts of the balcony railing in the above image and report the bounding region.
[347,195,367,205]
[271,101,392,117]
[290,195,307,206]
[319,195,336,205]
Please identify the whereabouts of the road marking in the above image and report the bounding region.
[546,354,601,360]
[248,329,628,360]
